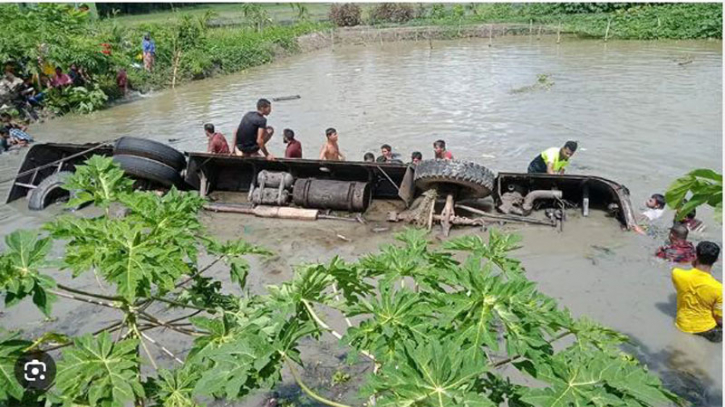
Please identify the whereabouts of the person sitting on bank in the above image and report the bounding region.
[656,224,696,263]
[672,241,722,343]
[433,140,453,160]
[50,66,72,88]
[376,144,403,163]
[232,98,274,160]
[363,153,375,162]
[204,123,229,155]
[283,128,302,158]
[319,127,345,161]
[528,141,577,174]
[411,151,422,165]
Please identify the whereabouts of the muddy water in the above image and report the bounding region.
[0,35,722,405]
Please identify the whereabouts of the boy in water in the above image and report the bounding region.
[411,151,422,164]
[433,140,453,160]
[363,153,375,162]
[319,128,345,161]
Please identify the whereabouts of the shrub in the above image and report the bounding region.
[369,3,416,24]
[329,3,362,27]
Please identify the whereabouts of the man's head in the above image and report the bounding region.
[381,144,392,159]
[144,33,150,40]
[695,241,720,268]
[647,194,666,210]
[433,140,446,156]
[669,224,689,243]
[257,98,272,116]
[560,141,577,160]
[70,63,77,71]
[326,128,338,142]
[283,128,294,144]
[363,153,375,162]
[203,123,215,137]
[411,151,422,164]
[55,66,62,75]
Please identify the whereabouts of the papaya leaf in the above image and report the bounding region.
[147,367,202,407]
[63,155,134,208]
[0,230,57,316]
[55,332,144,407]
[0,330,32,403]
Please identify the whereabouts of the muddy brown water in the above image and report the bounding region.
[0,36,722,406]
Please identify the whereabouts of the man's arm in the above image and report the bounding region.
[256,128,274,159]
[546,162,556,175]
[319,144,328,160]
[338,150,345,161]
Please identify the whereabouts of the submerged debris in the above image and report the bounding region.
[511,74,555,94]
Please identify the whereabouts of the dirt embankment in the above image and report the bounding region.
[297,23,557,52]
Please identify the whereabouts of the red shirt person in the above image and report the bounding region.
[283,128,302,158]
[50,67,72,88]
[656,224,696,264]
[204,123,230,154]
[433,139,453,160]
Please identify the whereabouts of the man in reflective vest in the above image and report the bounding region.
[527,141,577,174]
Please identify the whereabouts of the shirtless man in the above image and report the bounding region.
[319,128,345,161]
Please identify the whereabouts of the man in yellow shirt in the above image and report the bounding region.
[671,241,722,342]
[527,141,577,174]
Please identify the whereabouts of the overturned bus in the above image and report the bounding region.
[4,138,637,234]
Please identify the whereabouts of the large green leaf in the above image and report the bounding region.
[367,339,495,406]
[0,230,57,316]
[55,332,144,407]
[147,367,201,407]
[63,155,134,209]
[0,330,32,403]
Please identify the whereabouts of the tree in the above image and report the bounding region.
[666,169,722,221]
[0,157,682,406]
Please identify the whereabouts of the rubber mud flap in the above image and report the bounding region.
[114,137,186,172]
[413,159,496,199]
[28,171,77,211]
[112,154,183,188]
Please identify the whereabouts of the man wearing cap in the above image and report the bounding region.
[527,141,578,175]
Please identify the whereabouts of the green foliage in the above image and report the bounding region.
[0,230,56,317]
[55,332,144,407]
[329,3,362,27]
[0,155,681,407]
[666,168,722,221]
[44,84,109,114]
[0,330,32,403]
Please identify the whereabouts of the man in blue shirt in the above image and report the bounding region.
[142,34,156,72]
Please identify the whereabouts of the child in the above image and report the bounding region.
[363,152,375,162]
[411,151,422,164]
[319,128,345,161]
[642,193,666,221]
[433,140,453,160]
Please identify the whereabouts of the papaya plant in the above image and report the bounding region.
[0,156,682,406]
[665,168,722,221]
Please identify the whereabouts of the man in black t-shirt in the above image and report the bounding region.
[232,98,274,159]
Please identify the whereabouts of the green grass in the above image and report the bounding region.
[108,3,334,26]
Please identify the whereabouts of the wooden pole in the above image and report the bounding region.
[488,24,493,47]
[529,19,533,36]
[556,21,561,44]
[537,25,542,40]
[604,18,611,42]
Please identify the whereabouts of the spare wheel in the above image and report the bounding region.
[113,154,183,188]
[114,137,186,172]
[414,159,496,199]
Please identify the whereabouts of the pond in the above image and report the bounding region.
[0,35,722,406]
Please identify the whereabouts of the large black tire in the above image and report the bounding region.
[113,155,183,188]
[114,137,186,172]
[414,159,496,199]
[28,171,76,211]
